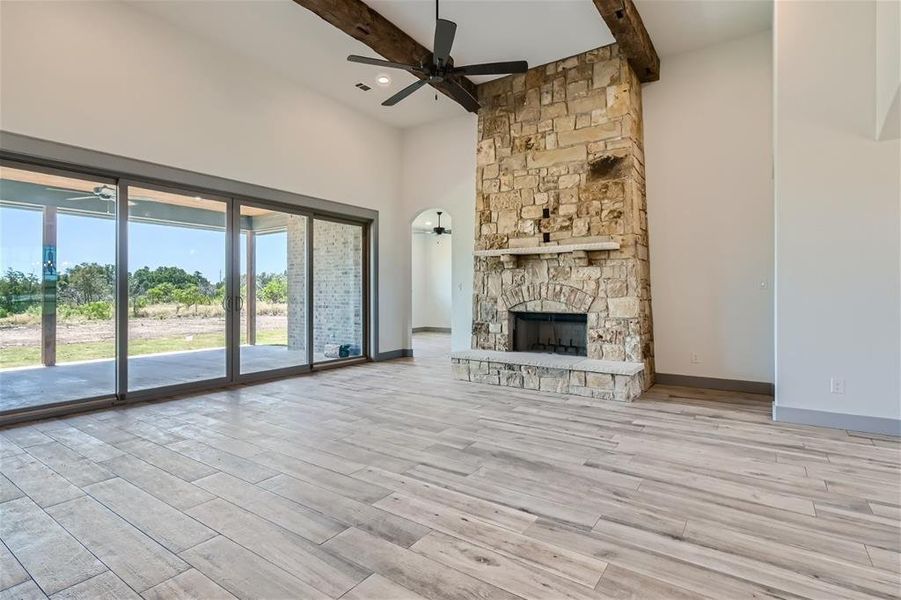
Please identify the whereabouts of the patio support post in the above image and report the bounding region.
[41,206,58,367]
[246,230,256,345]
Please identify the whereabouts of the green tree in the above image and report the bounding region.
[128,275,148,317]
[132,266,212,292]
[173,284,209,314]
[146,282,177,304]
[259,276,288,303]
[0,269,40,314]
[59,263,114,305]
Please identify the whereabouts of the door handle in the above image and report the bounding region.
[223,296,233,312]
[235,295,244,312]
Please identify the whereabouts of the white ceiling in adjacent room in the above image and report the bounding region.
[132,0,771,129]
[412,209,452,233]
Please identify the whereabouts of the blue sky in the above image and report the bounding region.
[0,207,287,282]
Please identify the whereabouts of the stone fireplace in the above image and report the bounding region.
[452,43,654,402]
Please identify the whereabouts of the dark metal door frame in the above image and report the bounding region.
[0,137,378,426]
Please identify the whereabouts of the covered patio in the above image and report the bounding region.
[0,345,316,412]
[0,166,312,415]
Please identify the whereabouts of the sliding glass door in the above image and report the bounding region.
[125,185,230,393]
[313,218,365,363]
[0,156,371,421]
[0,163,117,414]
[237,203,309,376]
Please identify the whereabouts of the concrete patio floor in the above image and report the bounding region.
[0,345,312,413]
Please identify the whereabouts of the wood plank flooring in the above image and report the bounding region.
[1,333,898,599]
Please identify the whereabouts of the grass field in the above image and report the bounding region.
[0,329,287,369]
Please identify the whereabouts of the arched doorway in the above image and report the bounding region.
[411,209,452,356]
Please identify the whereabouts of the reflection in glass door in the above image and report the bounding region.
[0,164,117,413]
[238,204,309,375]
[126,185,229,392]
[313,218,364,363]
[1,160,371,420]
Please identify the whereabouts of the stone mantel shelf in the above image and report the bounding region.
[451,349,644,376]
[474,241,620,258]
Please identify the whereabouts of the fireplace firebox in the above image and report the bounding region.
[511,312,587,356]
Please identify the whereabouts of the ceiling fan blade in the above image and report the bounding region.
[444,78,480,112]
[382,79,428,106]
[45,186,88,194]
[433,19,457,66]
[347,55,425,73]
[64,196,97,201]
[452,61,529,76]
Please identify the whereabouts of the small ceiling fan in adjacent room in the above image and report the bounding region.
[347,0,528,110]
[431,211,451,235]
[45,184,123,213]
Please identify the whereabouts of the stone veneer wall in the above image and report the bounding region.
[472,44,655,381]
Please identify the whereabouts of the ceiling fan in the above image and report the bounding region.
[47,184,116,202]
[431,211,451,235]
[347,0,528,111]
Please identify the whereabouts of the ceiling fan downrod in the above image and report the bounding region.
[345,0,528,110]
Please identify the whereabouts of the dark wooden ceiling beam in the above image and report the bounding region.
[293,0,479,112]
[593,0,660,82]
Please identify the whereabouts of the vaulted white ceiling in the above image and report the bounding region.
[636,0,772,57]
[133,0,771,129]
[367,0,613,86]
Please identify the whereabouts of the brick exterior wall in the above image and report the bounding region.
[286,214,306,351]
[282,218,363,356]
[472,44,655,383]
[312,220,363,354]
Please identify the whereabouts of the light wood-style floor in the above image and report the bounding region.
[1,333,899,600]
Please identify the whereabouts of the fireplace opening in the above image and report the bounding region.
[511,312,587,356]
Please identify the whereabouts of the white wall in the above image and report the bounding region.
[411,233,453,329]
[774,0,901,429]
[401,116,477,351]
[644,31,774,384]
[0,0,409,354]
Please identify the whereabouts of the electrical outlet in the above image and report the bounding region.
[830,377,845,394]
[690,353,701,364]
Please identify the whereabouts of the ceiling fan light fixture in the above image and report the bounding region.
[375,74,391,87]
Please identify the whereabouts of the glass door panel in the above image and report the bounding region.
[312,219,364,363]
[0,164,116,412]
[126,185,228,391]
[238,204,308,375]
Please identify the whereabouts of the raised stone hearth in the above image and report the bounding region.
[451,349,644,401]
[456,43,654,401]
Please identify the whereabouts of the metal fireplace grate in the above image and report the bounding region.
[511,312,587,356]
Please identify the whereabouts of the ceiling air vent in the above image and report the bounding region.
[355,82,372,91]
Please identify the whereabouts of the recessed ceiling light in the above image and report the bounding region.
[424,221,432,226]
[375,74,391,87]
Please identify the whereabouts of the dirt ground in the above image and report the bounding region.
[0,315,288,347]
